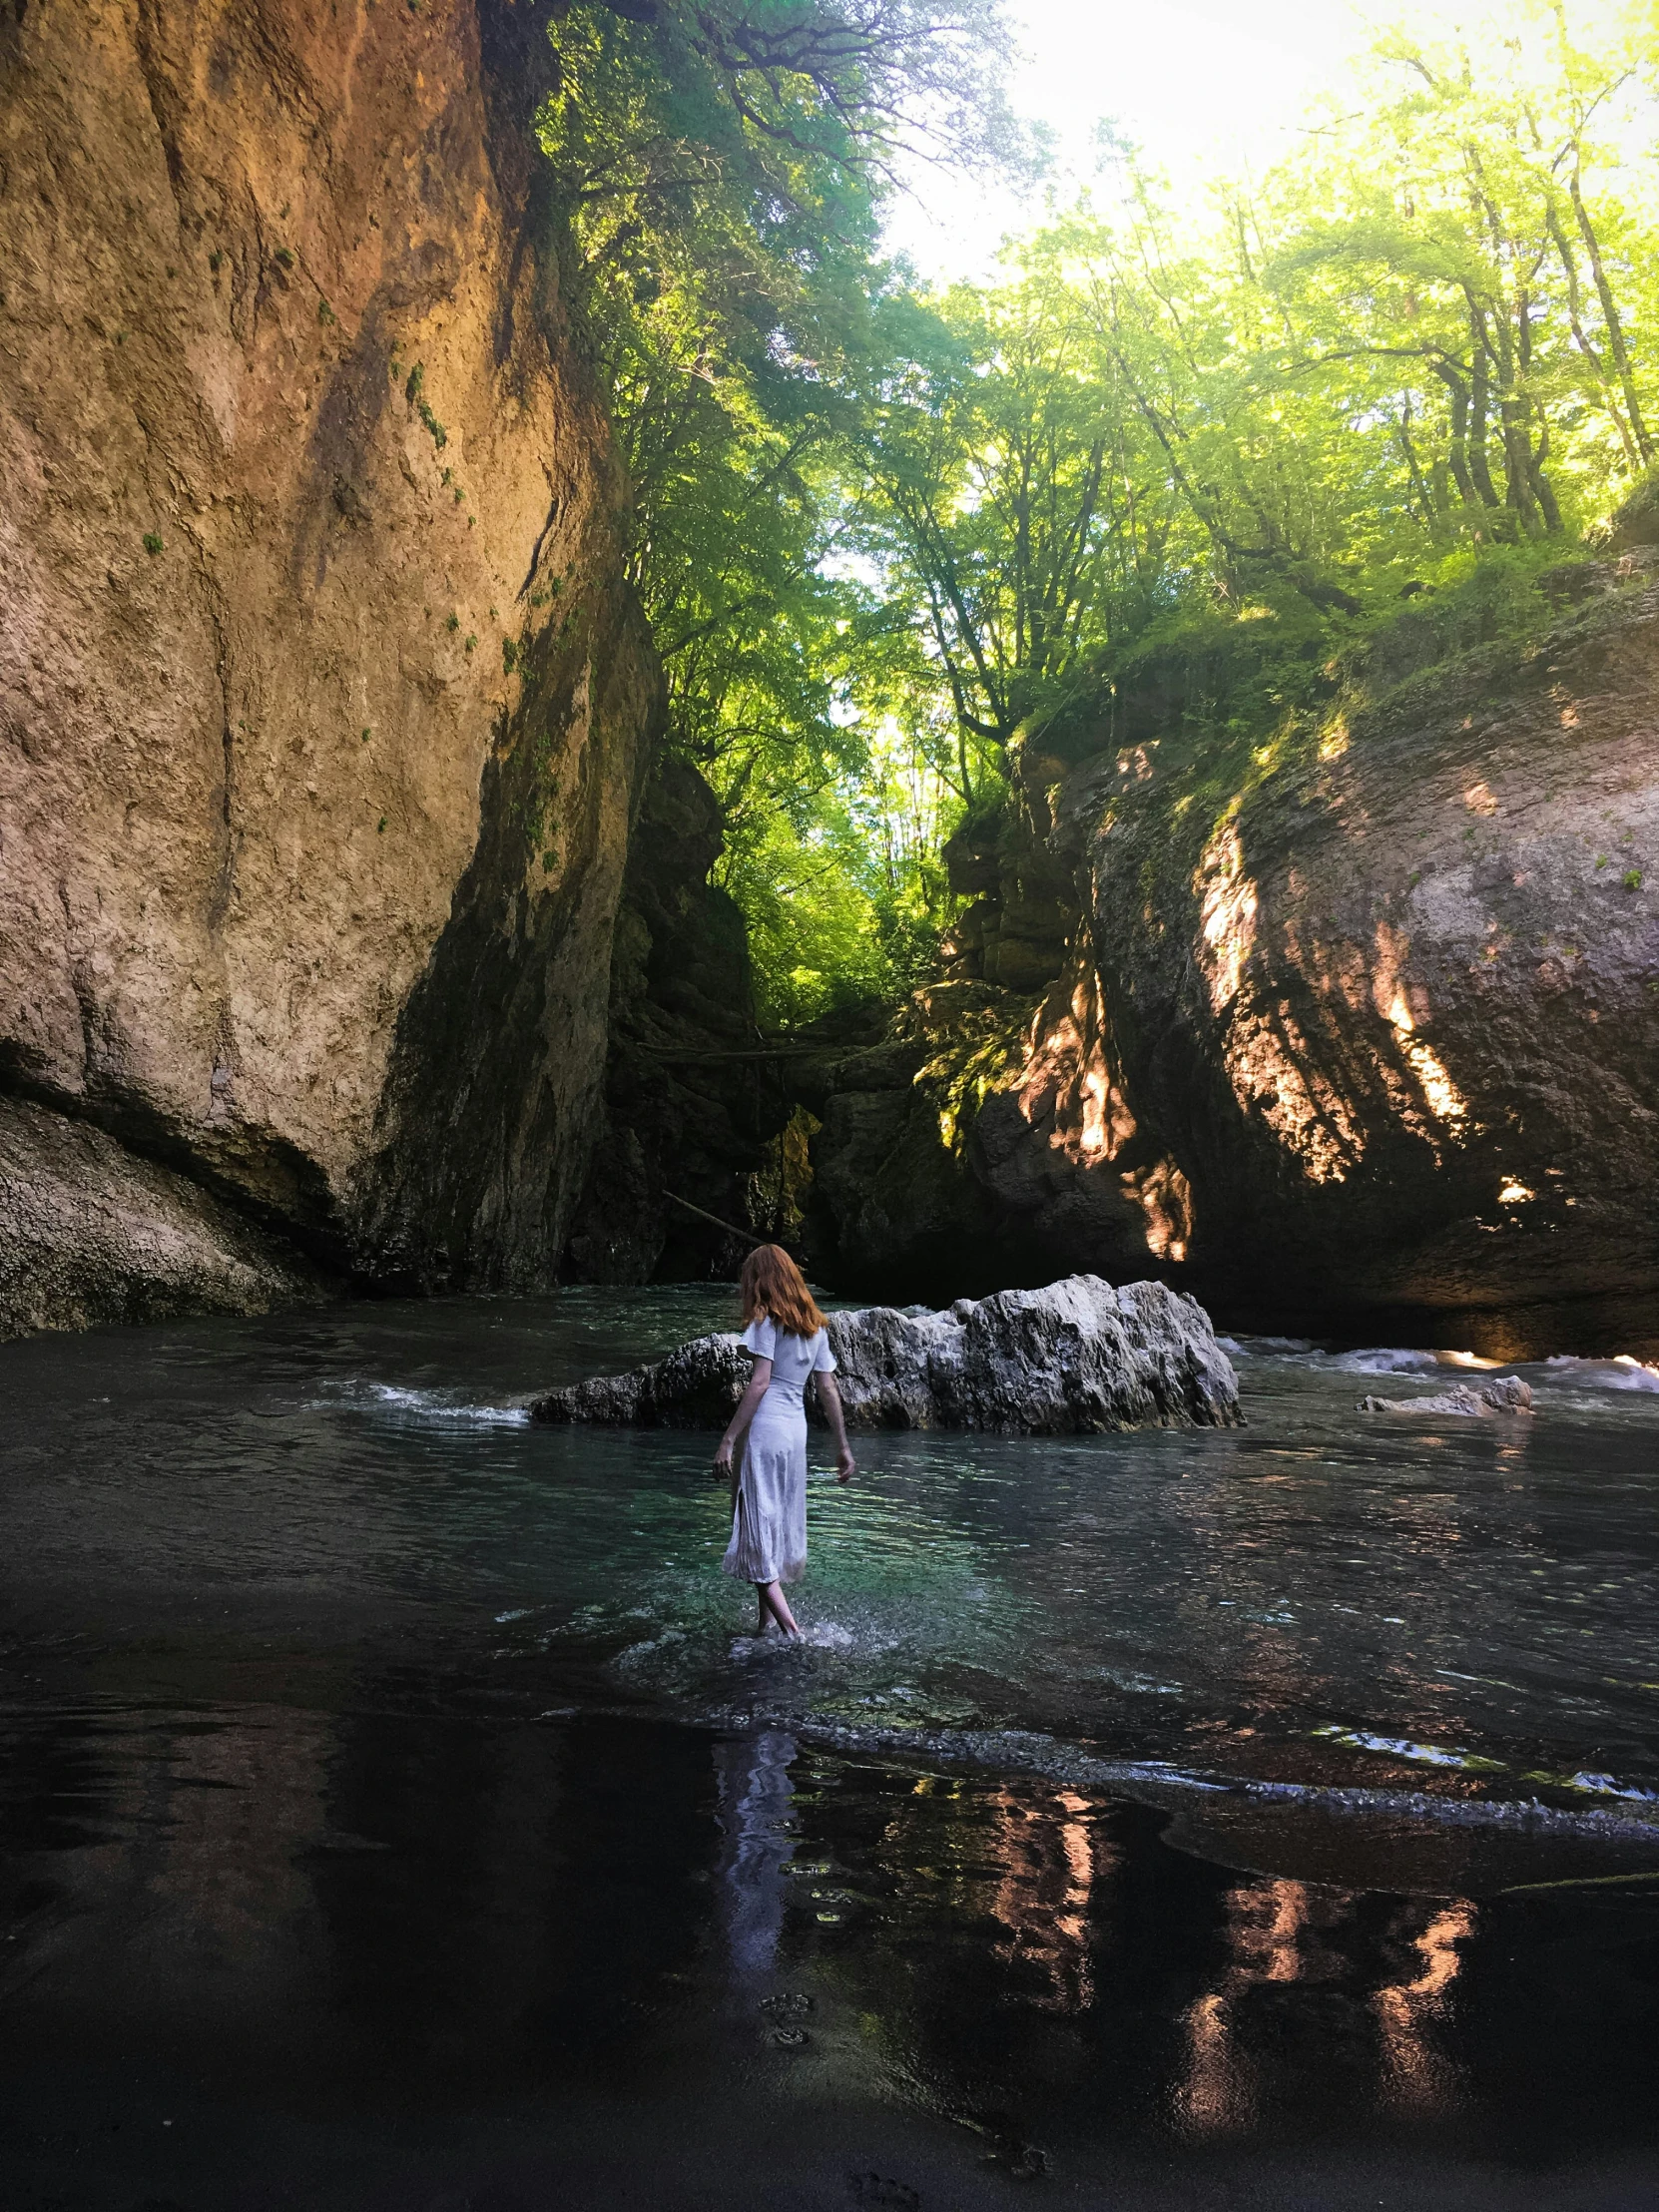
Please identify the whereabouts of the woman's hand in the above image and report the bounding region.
[716,1360,770,1477]
[835,1444,856,1485]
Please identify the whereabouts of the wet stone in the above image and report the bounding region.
[531,1275,1243,1434]
[848,2175,921,2209]
[990,2143,1050,2182]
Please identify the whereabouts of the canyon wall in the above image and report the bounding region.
[807,565,1659,1357]
[0,0,662,1335]
[563,756,797,1286]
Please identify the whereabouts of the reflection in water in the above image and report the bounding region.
[1175,1877,1475,2138]
[1178,1880,1342,2134]
[1180,1989,1251,2134]
[986,1787,1108,2013]
[1374,1903,1474,2114]
[1,1704,1655,2209]
[27,1707,340,2053]
[136,1710,333,1973]
[715,1728,798,1983]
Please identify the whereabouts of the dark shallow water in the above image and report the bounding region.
[3,1291,1658,2207]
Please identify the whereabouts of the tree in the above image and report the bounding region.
[527,0,1027,1022]
[539,0,1659,1024]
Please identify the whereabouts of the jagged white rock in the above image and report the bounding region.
[1357,1376,1534,1416]
[531,1275,1242,1433]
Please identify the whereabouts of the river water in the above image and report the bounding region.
[4,1291,1659,2207]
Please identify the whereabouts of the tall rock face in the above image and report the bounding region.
[563,757,797,1285]
[801,809,1167,1301]
[0,0,662,1335]
[1059,567,1659,1352]
[807,567,1659,1357]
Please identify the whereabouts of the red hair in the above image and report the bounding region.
[739,1245,826,1338]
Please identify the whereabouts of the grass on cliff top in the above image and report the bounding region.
[1016,540,1609,878]
[895,541,1620,1154]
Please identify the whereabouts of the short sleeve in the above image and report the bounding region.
[812,1329,836,1373]
[742,1317,778,1362]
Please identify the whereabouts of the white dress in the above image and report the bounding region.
[721,1317,837,1586]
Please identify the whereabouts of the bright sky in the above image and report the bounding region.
[885,0,1373,279]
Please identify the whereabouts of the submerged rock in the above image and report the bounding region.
[531,1275,1242,1433]
[1358,1376,1534,1416]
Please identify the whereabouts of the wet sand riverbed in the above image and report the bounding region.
[4,1697,1658,2210]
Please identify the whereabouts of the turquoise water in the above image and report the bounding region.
[5,1287,1658,1845]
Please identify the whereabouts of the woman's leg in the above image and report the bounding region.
[756,1580,801,1638]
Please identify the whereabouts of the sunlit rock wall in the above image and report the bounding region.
[808,566,1659,1355]
[1051,563,1659,1351]
[0,0,662,1334]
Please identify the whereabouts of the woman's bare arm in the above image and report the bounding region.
[714,1358,772,1473]
[815,1374,856,1483]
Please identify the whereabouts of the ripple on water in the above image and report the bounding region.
[321,1381,532,1425]
[1544,1354,1659,1392]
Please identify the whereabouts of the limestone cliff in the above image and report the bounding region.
[0,0,662,1335]
[806,563,1659,1357]
[800,812,1164,1299]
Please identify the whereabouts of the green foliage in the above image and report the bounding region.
[403,360,447,447]
[549,0,1659,1022]
[531,0,1021,1025]
[142,532,163,556]
[835,2,1659,951]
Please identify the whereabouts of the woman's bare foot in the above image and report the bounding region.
[757,1580,802,1640]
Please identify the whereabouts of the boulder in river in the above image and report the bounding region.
[531,1275,1242,1433]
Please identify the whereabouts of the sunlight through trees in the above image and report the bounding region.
[538,0,1659,1023]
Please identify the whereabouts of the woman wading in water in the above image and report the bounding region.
[714,1246,855,1640]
